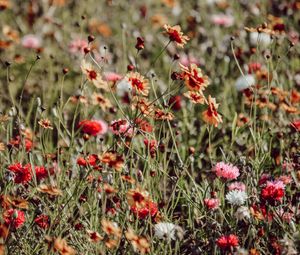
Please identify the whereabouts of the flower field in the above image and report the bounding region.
[0,0,300,254]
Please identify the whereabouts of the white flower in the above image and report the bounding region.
[116,78,132,96]
[249,32,271,48]
[235,75,255,91]
[226,190,247,206]
[235,206,251,221]
[154,222,183,241]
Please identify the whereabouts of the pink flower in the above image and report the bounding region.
[104,72,123,83]
[21,34,41,49]
[109,119,133,136]
[214,162,240,180]
[228,182,246,191]
[179,54,199,67]
[68,38,88,54]
[204,198,220,210]
[211,14,234,27]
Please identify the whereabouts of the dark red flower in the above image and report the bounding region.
[168,95,182,111]
[135,37,145,51]
[3,209,25,229]
[34,214,50,229]
[291,120,300,131]
[216,234,239,250]
[35,166,48,180]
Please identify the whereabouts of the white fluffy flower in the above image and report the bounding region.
[226,190,247,206]
[249,32,271,48]
[116,78,132,96]
[235,75,255,91]
[154,222,183,241]
[235,206,251,221]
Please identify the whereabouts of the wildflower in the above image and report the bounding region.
[134,118,153,133]
[0,142,5,151]
[103,183,118,195]
[163,24,189,48]
[121,175,136,184]
[180,64,210,91]
[202,96,222,127]
[116,78,132,96]
[214,162,240,180]
[7,163,32,184]
[101,152,124,171]
[34,214,50,229]
[135,37,145,51]
[168,95,182,111]
[104,72,123,84]
[261,180,285,204]
[154,222,184,241]
[228,182,246,191]
[38,118,53,129]
[37,184,62,196]
[81,60,108,90]
[53,237,76,255]
[109,119,133,136]
[131,200,158,219]
[78,119,108,136]
[77,154,99,168]
[226,190,247,206]
[3,209,25,229]
[249,32,271,47]
[35,166,48,180]
[126,72,149,96]
[235,75,255,91]
[204,198,220,210]
[216,234,239,251]
[0,223,8,240]
[69,38,88,54]
[144,139,157,158]
[21,34,41,49]
[101,219,122,238]
[9,135,33,152]
[125,228,150,254]
[87,230,103,243]
[235,206,251,221]
[211,14,234,27]
[183,91,205,104]
[291,120,300,131]
[154,108,174,120]
[127,187,150,208]
[132,97,154,116]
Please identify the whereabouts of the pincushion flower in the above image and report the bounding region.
[202,96,223,127]
[180,64,210,91]
[226,190,247,206]
[163,24,189,48]
[214,162,240,180]
[235,74,255,91]
[204,198,220,210]
[126,72,149,96]
[81,60,109,90]
[216,234,239,250]
[154,222,184,241]
[7,163,32,184]
[261,180,285,204]
[3,209,25,229]
[228,182,246,191]
[78,119,108,136]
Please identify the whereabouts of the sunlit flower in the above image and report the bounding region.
[37,184,62,196]
[214,162,240,180]
[226,190,247,206]
[38,119,53,129]
[92,92,112,111]
[101,219,122,238]
[126,72,149,96]
[7,163,32,184]
[202,96,222,127]
[235,75,255,91]
[131,200,158,219]
[126,187,149,208]
[154,222,184,240]
[163,24,189,48]
[180,64,210,91]
[110,119,133,136]
[101,152,124,171]
[53,237,76,255]
[87,230,103,243]
[154,108,174,120]
[261,180,285,204]
[125,228,150,254]
[183,91,206,104]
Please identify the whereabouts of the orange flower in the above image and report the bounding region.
[125,228,150,254]
[103,183,118,195]
[127,187,149,209]
[126,72,149,96]
[37,184,63,196]
[163,24,189,48]
[38,119,53,129]
[101,152,124,171]
[86,230,103,243]
[202,96,222,127]
[81,60,108,91]
[290,89,300,104]
[0,223,8,240]
[183,91,206,104]
[132,97,153,116]
[154,108,174,120]
[53,237,76,255]
[92,92,112,110]
[121,175,136,184]
[180,64,210,91]
[101,219,122,238]
[105,238,119,249]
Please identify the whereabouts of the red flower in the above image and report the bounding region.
[7,163,32,184]
[135,37,145,51]
[34,214,50,229]
[131,201,158,219]
[9,136,33,152]
[291,120,300,131]
[77,154,98,167]
[144,139,157,158]
[216,234,239,250]
[261,181,285,204]
[168,95,182,111]
[35,166,48,180]
[134,118,153,133]
[3,209,25,229]
[78,120,108,136]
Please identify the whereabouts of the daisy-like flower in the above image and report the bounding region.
[100,152,124,171]
[7,163,32,184]
[126,187,150,208]
[183,91,206,104]
[154,108,174,120]
[180,64,210,92]
[68,38,88,55]
[38,118,53,129]
[202,96,223,127]
[163,24,189,48]
[125,228,150,254]
[132,97,154,116]
[226,190,247,206]
[87,230,103,243]
[81,60,109,90]
[34,214,50,229]
[154,222,184,241]
[213,162,240,180]
[92,92,112,111]
[126,72,149,96]
[53,237,76,255]
[101,219,122,238]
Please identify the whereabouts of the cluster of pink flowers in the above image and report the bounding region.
[214,162,240,180]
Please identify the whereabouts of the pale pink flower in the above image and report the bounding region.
[104,72,123,83]
[69,38,88,54]
[228,182,246,191]
[214,162,240,180]
[278,175,292,185]
[204,198,220,210]
[211,14,234,27]
[179,54,200,66]
[21,34,41,49]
